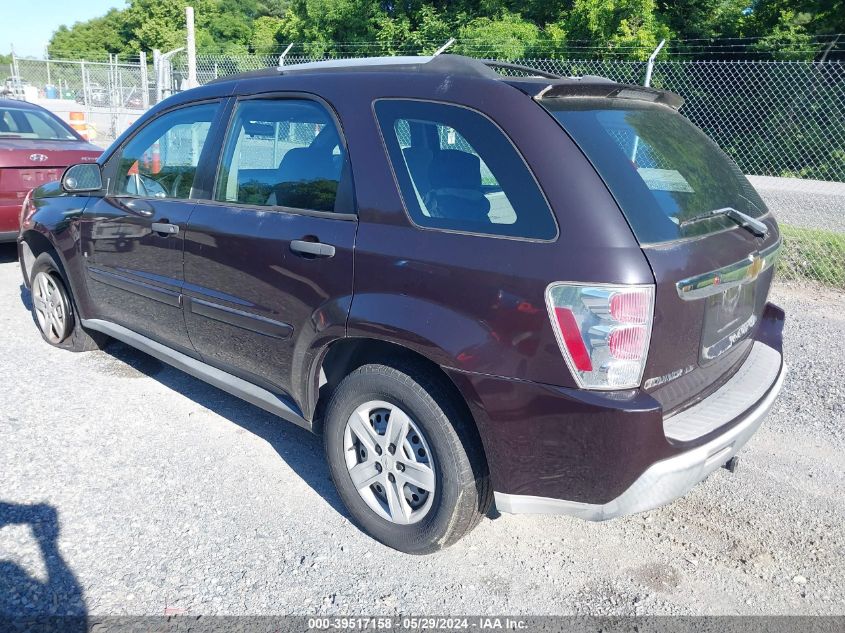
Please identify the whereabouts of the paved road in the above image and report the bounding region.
[749,176,845,233]
[0,243,843,617]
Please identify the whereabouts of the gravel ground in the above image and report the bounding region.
[748,176,845,233]
[0,242,844,617]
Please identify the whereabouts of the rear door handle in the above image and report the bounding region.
[151,222,179,236]
[290,239,335,258]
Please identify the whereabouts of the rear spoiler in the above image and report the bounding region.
[509,80,684,110]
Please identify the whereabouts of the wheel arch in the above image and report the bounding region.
[21,218,95,320]
[313,336,493,478]
[20,229,63,286]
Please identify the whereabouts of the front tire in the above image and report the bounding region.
[324,362,490,554]
[29,252,106,352]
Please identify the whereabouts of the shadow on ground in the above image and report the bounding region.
[17,279,347,520]
[103,339,349,517]
[0,502,87,630]
[0,243,18,264]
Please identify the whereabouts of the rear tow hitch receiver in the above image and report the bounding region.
[723,456,740,473]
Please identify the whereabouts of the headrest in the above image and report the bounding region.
[429,150,482,190]
[277,147,338,183]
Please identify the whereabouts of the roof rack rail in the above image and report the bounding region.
[480,60,561,79]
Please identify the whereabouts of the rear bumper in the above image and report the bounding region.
[494,354,785,519]
[445,302,786,520]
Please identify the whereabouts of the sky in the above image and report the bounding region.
[1,0,124,58]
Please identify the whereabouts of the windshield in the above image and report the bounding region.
[543,98,767,244]
[0,105,78,141]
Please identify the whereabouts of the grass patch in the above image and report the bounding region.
[777,224,845,288]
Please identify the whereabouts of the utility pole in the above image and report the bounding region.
[140,51,149,108]
[11,45,21,98]
[153,49,161,103]
[186,6,198,89]
[44,43,51,87]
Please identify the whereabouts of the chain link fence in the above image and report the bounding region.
[6,52,844,287]
[4,56,150,145]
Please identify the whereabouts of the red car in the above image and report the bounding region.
[0,99,101,241]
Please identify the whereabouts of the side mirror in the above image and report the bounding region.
[62,163,103,193]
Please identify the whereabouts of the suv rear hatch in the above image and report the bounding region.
[539,92,780,418]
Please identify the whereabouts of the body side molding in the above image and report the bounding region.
[185,296,294,339]
[88,267,182,307]
[81,318,310,431]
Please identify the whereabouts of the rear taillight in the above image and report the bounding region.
[19,190,35,228]
[546,283,654,390]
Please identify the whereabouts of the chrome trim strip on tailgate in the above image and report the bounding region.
[676,239,782,300]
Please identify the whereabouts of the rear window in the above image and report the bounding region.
[543,99,766,244]
[375,99,557,240]
[0,106,77,141]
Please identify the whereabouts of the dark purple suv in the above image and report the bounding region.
[18,55,785,553]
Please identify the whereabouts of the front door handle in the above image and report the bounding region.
[151,222,179,236]
[290,239,335,258]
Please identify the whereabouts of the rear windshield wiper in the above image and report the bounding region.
[679,207,769,237]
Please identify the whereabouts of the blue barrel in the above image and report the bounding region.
[45,84,59,99]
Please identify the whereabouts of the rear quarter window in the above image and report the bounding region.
[374,99,557,241]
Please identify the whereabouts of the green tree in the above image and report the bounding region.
[455,11,542,58]
[562,0,673,59]
[749,0,844,37]
[48,8,132,59]
[656,0,748,40]
[43,0,844,61]
[750,9,816,59]
[251,16,287,54]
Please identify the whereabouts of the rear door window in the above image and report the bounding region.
[374,99,557,240]
[543,98,767,244]
[214,99,347,213]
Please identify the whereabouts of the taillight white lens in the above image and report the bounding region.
[546,283,655,390]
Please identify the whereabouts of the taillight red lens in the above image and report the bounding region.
[554,307,593,371]
[608,326,647,360]
[610,291,649,324]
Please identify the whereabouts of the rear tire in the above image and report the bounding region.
[29,252,107,352]
[324,362,490,554]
